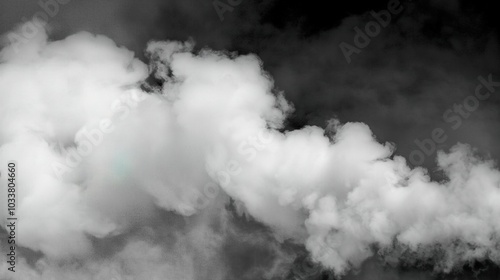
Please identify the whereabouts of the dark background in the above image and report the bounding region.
[2,0,499,171]
[1,0,500,279]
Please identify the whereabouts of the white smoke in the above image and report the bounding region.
[1,24,500,279]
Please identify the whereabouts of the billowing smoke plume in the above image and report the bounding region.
[1,24,500,279]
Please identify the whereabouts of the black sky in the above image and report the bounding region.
[1,0,500,279]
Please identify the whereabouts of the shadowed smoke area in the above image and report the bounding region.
[0,0,499,279]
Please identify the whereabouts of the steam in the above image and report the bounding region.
[1,24,500,279]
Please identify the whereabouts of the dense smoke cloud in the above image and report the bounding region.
[1,21,500,279]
